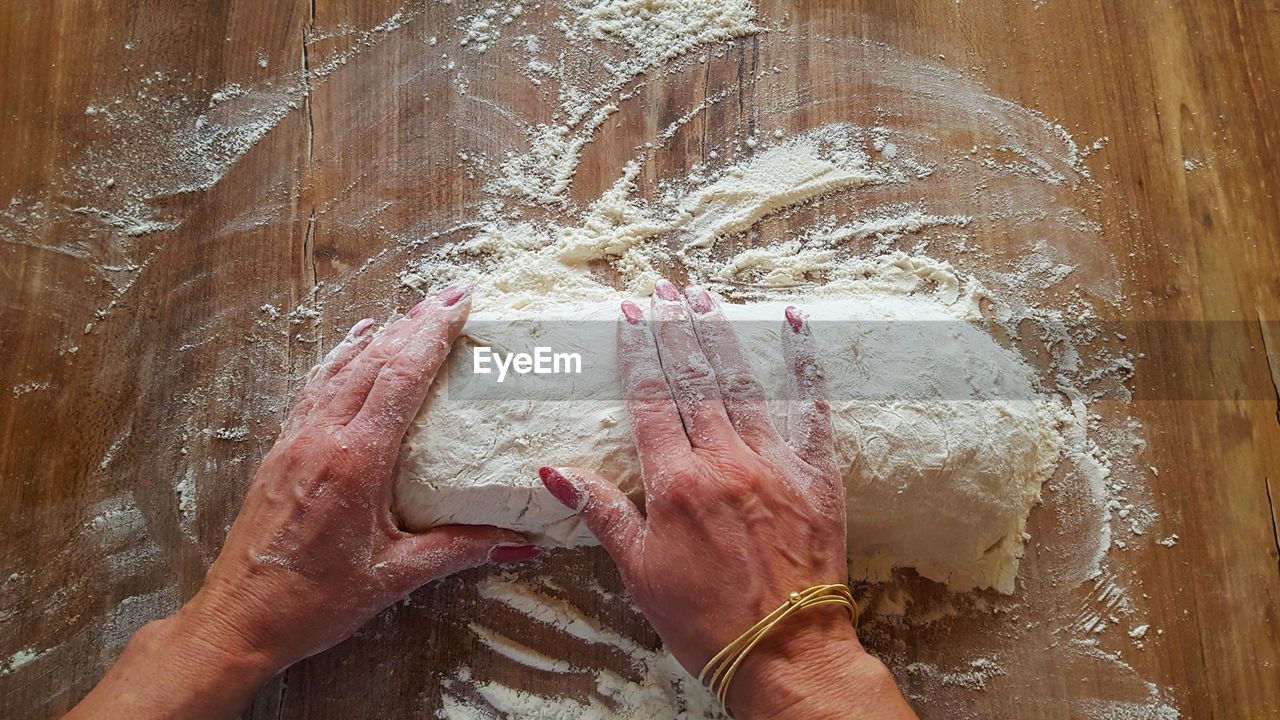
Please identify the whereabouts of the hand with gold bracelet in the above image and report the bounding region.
[539,280,917,719]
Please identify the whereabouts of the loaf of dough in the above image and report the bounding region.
[394,296,1065,593]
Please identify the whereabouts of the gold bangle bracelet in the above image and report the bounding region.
[697,584,859,709]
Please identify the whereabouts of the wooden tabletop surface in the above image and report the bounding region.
[2,1,1278,718]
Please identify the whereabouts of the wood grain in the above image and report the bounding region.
[1,1,1278,718]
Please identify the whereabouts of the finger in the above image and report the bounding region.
[539,466,645,577]
[781,306,839,477]
[349,285,471,438]
[309,318,377,387]
[684,286,785,452]
[378,525,536,598]
[649,280,738,451]
[320,284,468,427]
[617,300,693,485]
[282,318,375,435]
[316,315,427,423]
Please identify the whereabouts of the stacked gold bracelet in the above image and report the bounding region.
[698,583,859,709]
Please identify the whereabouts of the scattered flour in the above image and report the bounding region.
[437,577,719,718]
[9,381,51,397]
[0,648,44,677]
[209,425,250,441]
[495,0,761,205]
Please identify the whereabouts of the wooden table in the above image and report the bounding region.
[2,1,1278,718]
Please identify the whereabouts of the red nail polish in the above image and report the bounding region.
[621,301,645,325]
[785,306,804,333]
[437,283,471,308]
[408,298,431,319]
[349,318,375,338]
[539,466,581,509]
[490,544,540,564]
[655,279,679,301]
[686,287,714,314]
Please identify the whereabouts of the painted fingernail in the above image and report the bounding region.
[655,279,680,302]
[408,298,431,319]
[437,282,471,308]
[490,544,540,564]
[686,286,714,314]
[621,300,645,325]
[785,306,805,334]
[349,318,375,338]
[539,466,582,510]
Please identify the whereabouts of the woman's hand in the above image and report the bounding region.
[182,283,536,668]
[539,281,916,719]
[67,284,537,720]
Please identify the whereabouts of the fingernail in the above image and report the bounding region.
[785,306,805,334]
[539,466,582,510]
[490,544,540,564]
[686,286,714,314]
[654,279,679,302]
[348,318,375,338]
[621,301,645,325]
[407,298,431,319]
[437,282,471,308]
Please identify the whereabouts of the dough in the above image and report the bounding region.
[394,296,1066,594]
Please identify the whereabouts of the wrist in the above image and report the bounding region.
[166,592,289,683]
[64,598,283,719]
[67,611,279,720]
[724,607,909,720]
[144,609,281,699]
[175,563,311,667]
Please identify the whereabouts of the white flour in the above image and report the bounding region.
[493,0,760,205]
[437,576,719,719]
[396,291,1068,594]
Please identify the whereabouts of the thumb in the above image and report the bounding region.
[539,466,645,576]
[379,525,538,596]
